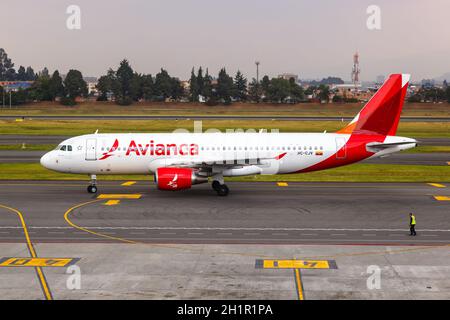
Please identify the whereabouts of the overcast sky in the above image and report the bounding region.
[1,0,449,81]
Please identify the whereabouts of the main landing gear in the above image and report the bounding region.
[212,180,229,196]
[87,174,98,193]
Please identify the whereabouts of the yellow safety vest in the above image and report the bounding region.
[411,215,416,225]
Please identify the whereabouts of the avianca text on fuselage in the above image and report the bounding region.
[101,139,200,160]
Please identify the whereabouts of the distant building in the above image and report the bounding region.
[0,81,34,92]
[376,75,385,84]
[278,73,298,82]
[331,84,372,102]
[87,82,98,95]
[180,80,190,91]
[421,79,435,88]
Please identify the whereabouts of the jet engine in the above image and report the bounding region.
[154,167,208,191]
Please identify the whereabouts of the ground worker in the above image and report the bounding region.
[409,213,417,236]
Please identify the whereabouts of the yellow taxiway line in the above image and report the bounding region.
[97,194,142,199]
[64,199,137,244]
[121,181,137,186]
[103,200,120,206]
[277,182,288,187]
[434,196,450,201]
[294,269,305,300]
[428,183,446,188]
[0,204,53,300]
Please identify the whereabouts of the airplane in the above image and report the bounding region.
[40,73,417,196]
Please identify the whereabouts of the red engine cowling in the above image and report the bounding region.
[154,167,207,191]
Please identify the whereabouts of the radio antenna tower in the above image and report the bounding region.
[351,51,360,87]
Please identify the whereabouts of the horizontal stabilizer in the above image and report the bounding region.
[366,140,417,151]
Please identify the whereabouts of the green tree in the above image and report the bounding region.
[130,73,143,101]
[63,69,88,104]
[216,68,233,104]
[233,70,247,101]
[17,66,26,81]
[197,67,204,99]
[261,75,270,92]
[0,48,16,80]
[96,69,115,101]
[115,59,134,105]
[49,70,64,100]
[268,78,290,103]
[154,69,173,100]
[248,78,260,102]
[31,74,52,101]
[202,68,212,100]
[189,67,199,102]
[289,78,304,102]
[318,84,330,102]
[170,77,184,100]
[40,67,49,78]
[25,66,36,81]
[141,74,154,101]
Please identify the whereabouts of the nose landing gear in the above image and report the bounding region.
[87,174,98,193]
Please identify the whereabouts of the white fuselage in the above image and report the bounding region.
[40,132,416,176]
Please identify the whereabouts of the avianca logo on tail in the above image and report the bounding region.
[98,139,199,160]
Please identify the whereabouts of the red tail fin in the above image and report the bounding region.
[337,74,410,136]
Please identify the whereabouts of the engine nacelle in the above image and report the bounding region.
[154,167,207,191]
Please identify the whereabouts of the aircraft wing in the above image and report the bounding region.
[148,153,285,171]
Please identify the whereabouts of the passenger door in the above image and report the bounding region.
[85,138,97,160]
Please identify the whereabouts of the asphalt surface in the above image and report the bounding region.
[1,149,448,165]
[0,150,46,163]
[2,115,450,121]
[0,181,448,245]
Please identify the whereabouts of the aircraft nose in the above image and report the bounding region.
[40,152,52,169]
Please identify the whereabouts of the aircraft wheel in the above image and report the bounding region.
[87,185,98,193]
[212,180,221,191]
[216,184,229,196]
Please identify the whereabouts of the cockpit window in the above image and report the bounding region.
[67,145,72,151]
[60,145,66,151]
